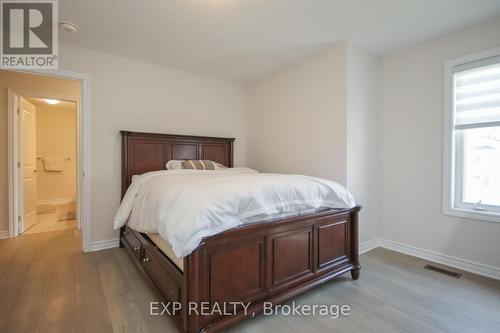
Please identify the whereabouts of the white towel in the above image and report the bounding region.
[43,157,65,172]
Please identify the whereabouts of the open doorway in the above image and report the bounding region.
[19,97,78,234]
[3,69,91,251]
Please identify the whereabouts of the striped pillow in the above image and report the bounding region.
[180,160,225,170]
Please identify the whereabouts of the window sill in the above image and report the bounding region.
[443,207,500,223]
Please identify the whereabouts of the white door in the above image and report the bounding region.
[20,97,37,233]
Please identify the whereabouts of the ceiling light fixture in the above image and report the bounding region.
[60,21,78,33]
[44,99,60,105]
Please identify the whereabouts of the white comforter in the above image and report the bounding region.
[114,168,356,258]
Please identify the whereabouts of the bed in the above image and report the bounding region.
[118,131,361,333]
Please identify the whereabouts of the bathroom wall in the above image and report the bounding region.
[33,100,77,205]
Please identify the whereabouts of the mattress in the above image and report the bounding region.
[147,233,184,271]
[114,168,355,258]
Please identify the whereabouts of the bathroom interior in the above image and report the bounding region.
[22,97,78,234]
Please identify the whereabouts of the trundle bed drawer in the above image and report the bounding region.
[123,227,142,260]
[142,248,181,304]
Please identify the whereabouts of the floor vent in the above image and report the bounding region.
[424,264,462,278]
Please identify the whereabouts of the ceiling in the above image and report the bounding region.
[60,0,500,82]
[27,98,76,110]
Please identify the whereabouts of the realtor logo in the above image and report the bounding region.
[1,0,58,69]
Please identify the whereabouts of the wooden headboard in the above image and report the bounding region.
[121,131,235,197]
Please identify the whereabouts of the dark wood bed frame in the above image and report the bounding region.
[119,131,361,333]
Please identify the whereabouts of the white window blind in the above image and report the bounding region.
[444,49,500,222]
[454,56,500,130]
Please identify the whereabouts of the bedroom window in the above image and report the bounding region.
[443,49,500,222]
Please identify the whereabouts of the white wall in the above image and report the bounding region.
[247,42,348,184]
[379,18,500,268]
[347,44,380,244]
[0,44,247,243]
[247,42,381,244]
[57,44,247,243]
[248,18,500,268]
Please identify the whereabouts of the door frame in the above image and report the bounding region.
[7,69,92,252]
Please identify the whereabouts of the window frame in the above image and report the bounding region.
[443,47,500,223]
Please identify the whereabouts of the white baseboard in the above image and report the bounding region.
[90,238,120,252]
[359,237,500,281]
[359,238,380,254]
[0,230,10,240]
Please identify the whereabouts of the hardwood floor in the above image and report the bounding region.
[0,229,499,333]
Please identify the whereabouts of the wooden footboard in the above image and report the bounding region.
[121,207,361,333]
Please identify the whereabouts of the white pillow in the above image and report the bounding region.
[166,160,227,170]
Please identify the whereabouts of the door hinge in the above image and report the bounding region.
[17,108,20,114]
[17,162,20,168]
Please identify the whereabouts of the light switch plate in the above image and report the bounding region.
[108,135,116,146]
